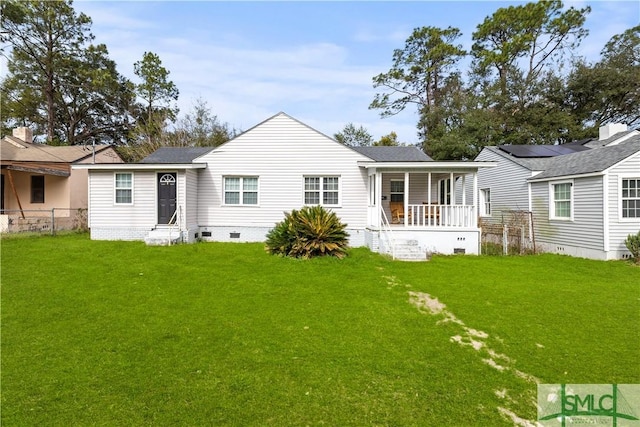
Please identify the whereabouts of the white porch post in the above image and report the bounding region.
[450,172,455,204]
[461,174,467,228]
[473,172,478,228]
[428,172,432,205]
[404,172,409,226]
[462,175,467,205]
[376,169,382,227]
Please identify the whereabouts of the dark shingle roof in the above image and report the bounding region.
[352,146,432,162]
[497,143,590,158]
[140,147,214,164]
[529,135,640,180]
[584,130,638,148]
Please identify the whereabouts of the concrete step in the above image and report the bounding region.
[391,239,428,261]
[144,228,182,246]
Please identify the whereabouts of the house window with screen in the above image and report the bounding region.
[390,180,404,202]
[304,176,340,205]
[31,175,44,203]
[114,173,133,204]
[622,178,640,218]
[480,188,491,216]
[224,177,259,205]
[551,181,572,219]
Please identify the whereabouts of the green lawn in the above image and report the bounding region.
[2,234,638,426]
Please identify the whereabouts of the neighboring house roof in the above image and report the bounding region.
[1,136,121,177]
[1,137,114,163]
[497,143,590,158]
[352,146,432,162]
[583,129,639,148]
[481,146,554,171]
[529,134,640,181]
[140,147,215,164]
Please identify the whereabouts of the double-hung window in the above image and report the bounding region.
[621,178,640,218]
[390,180,404,203]
[114,173,133,204]
[304,176,340,206]
[224,176,258,205]
[551,181,572,220]
[480,188,491,216]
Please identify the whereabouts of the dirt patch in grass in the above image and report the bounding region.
[406,289,540,426]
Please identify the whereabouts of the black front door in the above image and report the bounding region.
[158,173,177,224]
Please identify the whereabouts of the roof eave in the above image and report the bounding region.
[528,171,604,182]
[357,161,496,170]
[72,163,208,170]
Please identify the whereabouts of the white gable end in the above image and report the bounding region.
[196,113,370,232]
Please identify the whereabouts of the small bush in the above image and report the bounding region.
[625,231,640,263]
[265,205,349,259]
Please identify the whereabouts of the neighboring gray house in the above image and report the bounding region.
[75,112,494,260]
[476,124,640,260]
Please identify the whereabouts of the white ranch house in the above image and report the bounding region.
[75,113,494,260]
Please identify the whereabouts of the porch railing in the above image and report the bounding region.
[379,206,396,259]
[404,204,476,228]
[167,206,181,245]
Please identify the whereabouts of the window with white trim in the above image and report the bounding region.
[551,181,572,219]
[439,178,452,205]
[622,178,640,218]
[114,173,133,204]
[224,176,258,205]
[390,180,404,203]
[304,176,340,205]
[480,188,491,216]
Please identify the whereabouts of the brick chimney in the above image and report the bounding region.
[599,123,627,141]
[12,127,33,143]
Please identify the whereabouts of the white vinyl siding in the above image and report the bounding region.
[88,170,156,230]
[196,113,370,229]
[185,169,199,229]
[532,176,604,253]
[114,172,133,204]
[224,176,258,205]
[608,152,640,257]
[475,148,534,225]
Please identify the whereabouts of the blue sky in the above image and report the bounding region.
[51,1,640,142]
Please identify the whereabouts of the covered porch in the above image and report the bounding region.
[362,164,488,229]
[358,160,495,259]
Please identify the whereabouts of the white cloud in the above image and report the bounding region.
[8,0,637,147]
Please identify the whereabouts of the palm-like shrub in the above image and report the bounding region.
[625,231,640,264]
[265,205,349,259]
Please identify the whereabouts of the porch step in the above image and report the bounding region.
[392,239,428,261]
[144,228,182,246]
